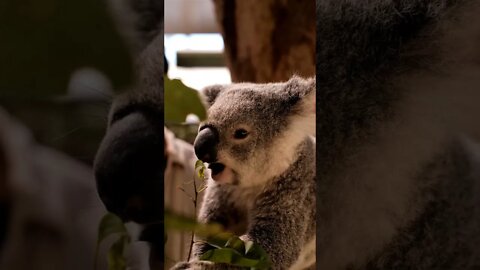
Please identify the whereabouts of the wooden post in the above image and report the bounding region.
[212,0,316,83]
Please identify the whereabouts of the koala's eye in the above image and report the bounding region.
[233,129,249,139]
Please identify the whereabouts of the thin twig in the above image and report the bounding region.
[187,168,199,262]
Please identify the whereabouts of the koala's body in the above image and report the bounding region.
[316,0,480,269]
[173,77,316,270]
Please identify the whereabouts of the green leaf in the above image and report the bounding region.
[195,159,206,180]
[199,167,206,180]
[164,211,198,231]
[107,235,129,270]
[244,241,272,269]
[164,76,206,123]
[97,213,129,245]
[205,232,234,249]
[203,238,271,269]
[231,256,261,268]
[95,213,130,270]
[195,160,205,170]
[199,248,263,268]
[245,241,266,258]
[244,241,255,254]
[164,209,223,237]
[225,236,245,254]
[164,209,272,269]
[200,248,235,264]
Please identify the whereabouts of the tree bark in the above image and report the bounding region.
[212,0,316,83]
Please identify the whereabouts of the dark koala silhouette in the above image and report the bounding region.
[316,0,480,269]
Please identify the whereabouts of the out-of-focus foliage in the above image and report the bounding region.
[166,123,199,144]
[200,235,272,269]
[165,76,206,123]
[0,0,133,99]
[165,209,271,269]
[95,213,131,270]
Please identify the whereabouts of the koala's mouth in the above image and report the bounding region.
[208,162,225,176]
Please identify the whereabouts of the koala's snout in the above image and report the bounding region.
[194,127,218,162]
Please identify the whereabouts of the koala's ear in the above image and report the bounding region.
[286,76,316,135]
[300,77,316,115]
[199,84,224,108]
[286,76,316,113]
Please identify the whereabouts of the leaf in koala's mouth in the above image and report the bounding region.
[208,163,225,176]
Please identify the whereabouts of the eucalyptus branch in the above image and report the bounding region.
[184,160,207,262]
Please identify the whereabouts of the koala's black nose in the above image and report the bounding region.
[194,127,218,163]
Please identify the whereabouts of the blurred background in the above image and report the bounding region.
[164,0,315,143]
[0,0,140,269]
[0,0,133,165]
[164,0,224,143]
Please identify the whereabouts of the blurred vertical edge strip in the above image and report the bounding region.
[93,0,166,268]
[315,0,320,264]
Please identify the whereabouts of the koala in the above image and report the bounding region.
[315,0,480,269]
[93,0,164,268]
[173,76,316,270]
[95,0,163,225]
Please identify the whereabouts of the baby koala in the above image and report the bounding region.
[173,76,316,270]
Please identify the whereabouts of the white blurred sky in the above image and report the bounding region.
[165,33,231,90]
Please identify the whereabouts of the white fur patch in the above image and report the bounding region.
[261,115,315,185]
[211,82,316,188]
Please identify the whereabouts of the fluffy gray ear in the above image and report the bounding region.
[285,75,315,113]
[302,77,316,116]
[200,84,225,108]
[285,76,316,135]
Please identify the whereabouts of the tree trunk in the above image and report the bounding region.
[212,0,316,83]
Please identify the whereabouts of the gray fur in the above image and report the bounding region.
[204,77,314,169]
[106,0,164,125]
[106,0,163,55]
[362,139,480,269]
[173,77,316,269]
[316,0,480,269]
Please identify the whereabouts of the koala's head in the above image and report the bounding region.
[194,76,315,187]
